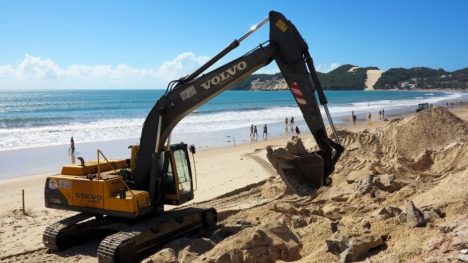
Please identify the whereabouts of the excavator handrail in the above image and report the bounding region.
[97,149,139,215]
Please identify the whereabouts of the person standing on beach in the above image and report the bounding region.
[253,125,258,140]
[379,110,382,119]
[295,126,300,137]
[69,136,75,154]
[368,112,372,121]
[382,109,385,119]
[290,116,294,128]
[263,124,268,139]
[69,136,76,164]
[352,111,357,125]
[250,124,254,139]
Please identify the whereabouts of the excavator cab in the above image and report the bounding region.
[130,143,195,206]
[161,143,195,205]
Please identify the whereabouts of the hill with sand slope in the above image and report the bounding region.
[233,65,467,91]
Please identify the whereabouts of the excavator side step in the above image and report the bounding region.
[97,207,217,263]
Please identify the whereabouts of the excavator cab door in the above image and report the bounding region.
[162,143,195,205]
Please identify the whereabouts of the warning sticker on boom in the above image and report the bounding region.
[180,86,197,101]
[275,19,288,32]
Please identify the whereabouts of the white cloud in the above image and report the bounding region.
[0,53,210,89]
[316,63,341,73]
[156,52,209,81]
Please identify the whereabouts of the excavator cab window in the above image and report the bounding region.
[163,143,194,205]
[173,149,192,195]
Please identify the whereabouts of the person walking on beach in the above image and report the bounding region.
[263,124,268,139]
[250,124,254,139]
[69,136,76,164]
[295,126,300,137]
[352,111,357,125]
[290,116,295,128]
[368,112,372,121]
[253,125,258,140]
[379,110,382,119]
[382,109,385,119]
[69,136,75,154]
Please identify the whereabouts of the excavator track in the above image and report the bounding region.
[97,207,217,263]
[98,231,139,263]
[43,212,95,250]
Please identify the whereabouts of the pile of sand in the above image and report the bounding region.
[383,106,467,158]
[146,107,467,262]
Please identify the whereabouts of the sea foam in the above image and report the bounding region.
[0,91,464,151]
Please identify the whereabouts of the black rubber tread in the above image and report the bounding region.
[97,207,217,263]
[202,208,218,230]
[43,213,94,251]
[97,231,139,263]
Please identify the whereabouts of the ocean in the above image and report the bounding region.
[0,89,465,152]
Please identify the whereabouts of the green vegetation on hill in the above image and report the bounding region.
[373,67,467,90]
[232,65,467,91]
[233,64,380,90]
[318,65,379,90]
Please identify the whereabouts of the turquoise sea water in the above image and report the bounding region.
[0,89,465,151]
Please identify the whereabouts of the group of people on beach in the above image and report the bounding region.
[249,116,301,142]
[250,124,268,141]
[351,109,385,125]
[285,116,300,137]
[444,100,464,108]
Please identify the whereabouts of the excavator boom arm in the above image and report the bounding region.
[133,45,275,189]
[133,11,344,195]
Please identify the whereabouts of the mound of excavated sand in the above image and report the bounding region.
[200,219,302,263]
[383,106,468,159]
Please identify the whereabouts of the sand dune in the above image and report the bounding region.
[1,106,467,263]
[365,69,383,90]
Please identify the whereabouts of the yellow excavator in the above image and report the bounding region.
[43,11,344,262]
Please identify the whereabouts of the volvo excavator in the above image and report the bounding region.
[43,11,344,262]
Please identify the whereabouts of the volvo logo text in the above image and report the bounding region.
[75,193,103,200]
[201,61,247,90]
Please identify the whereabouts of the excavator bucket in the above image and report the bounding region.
[266,138,324,196]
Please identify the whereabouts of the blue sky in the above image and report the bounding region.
[1,0,467,89]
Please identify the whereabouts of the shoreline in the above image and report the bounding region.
[1,103,466,182]
[1,90,466,152]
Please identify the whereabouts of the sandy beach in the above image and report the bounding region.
[0,105,467,263]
